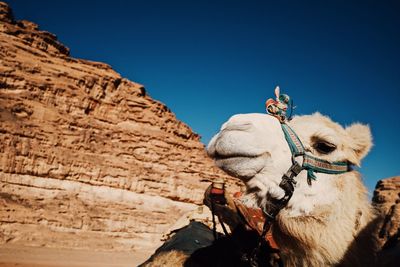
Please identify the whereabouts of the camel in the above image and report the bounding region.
[142,112,381,266]
[206,112,379,266]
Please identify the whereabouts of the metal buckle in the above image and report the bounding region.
[289,161,302,176]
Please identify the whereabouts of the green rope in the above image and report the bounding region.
[307,169,317,180]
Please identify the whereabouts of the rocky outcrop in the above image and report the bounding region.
[372,176,400,247]
[0,2,237,251]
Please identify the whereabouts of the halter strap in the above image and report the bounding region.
[281,123,349,181]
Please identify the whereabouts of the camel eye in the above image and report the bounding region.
[313,141,337,154]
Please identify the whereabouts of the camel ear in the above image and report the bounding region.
[345,123,373,165]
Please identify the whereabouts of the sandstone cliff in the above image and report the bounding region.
[372,176,400,246]
[0,2,236,251]
[372,176,400,266]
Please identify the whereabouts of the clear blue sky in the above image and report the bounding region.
[8,0,400,192]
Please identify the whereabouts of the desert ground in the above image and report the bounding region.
[0,244,151,267]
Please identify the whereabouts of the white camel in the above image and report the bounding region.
[141,111,382,267]
[207,112,378,266]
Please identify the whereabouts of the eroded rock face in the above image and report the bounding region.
[0,2,237,251]
[372,176,400,248]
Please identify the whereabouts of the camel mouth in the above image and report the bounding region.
[212,151,261,160]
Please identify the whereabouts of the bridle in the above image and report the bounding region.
[209,100,353,266]
[248,119,351,266]
[262,121,351,219]
[209,118,352,267]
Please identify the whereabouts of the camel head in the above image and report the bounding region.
[207,113,372,216]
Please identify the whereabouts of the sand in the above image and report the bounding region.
[0,244,152,267]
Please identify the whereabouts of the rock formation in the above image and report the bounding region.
[372,176,400,246]
[0,1,237,252]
